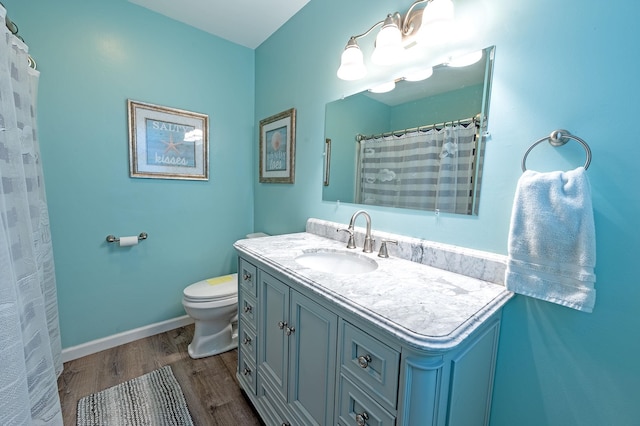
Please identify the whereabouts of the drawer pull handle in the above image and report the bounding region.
[355,411,369,426]
[243,336,252,345]
[242,367,251,376]
[242,272,252,281]
[285,326,295,336]
[357,355,372,369]
[243,305,252,313]
[278,321,287,329]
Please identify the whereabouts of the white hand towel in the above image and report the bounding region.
[504,167,596,312]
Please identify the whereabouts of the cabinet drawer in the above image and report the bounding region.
[239,319,257,364]
[337,374,396,426]
[238,349,257,395]
[339,320,400,411]
[239,290,257,330]
[239,258,257,297]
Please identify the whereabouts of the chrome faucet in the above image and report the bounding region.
[338,210,374,253]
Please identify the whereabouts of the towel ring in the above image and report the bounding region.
[521,129,592,172]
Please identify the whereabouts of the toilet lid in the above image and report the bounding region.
[183,273,238,301]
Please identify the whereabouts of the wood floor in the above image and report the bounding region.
[57,325,263,426]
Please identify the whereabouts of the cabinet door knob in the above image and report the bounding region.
[242,367,251,376]
[281,423,290,426]
[355,411,369,426]
[243,336,252,345]
[278,321,287,329]
[242,272,252,281]
[357,354,372,369]
[243,305,252,313]
[285,326,295,336]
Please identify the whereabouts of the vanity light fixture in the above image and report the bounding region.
[370,14,405,66]
[369,81,397,93]
[337,38,367,80]
[368,66,434,93]
[337,0,455,81]
[447,49,483,67]
[403,66,434,81]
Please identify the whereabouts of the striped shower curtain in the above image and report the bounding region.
[0,6,63,425]
[357,124,477,214]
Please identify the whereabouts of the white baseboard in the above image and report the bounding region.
[61,315,195,363]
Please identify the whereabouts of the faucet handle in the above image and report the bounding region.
[377,239,398,258]
[337,227,356,249]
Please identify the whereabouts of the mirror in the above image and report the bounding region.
[323,46,495,215]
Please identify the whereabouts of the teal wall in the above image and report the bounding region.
[390,83,484,129]
[3,0,255,347]
[323,94,388,202]
[255,0,639,425]
[5,0,640,424]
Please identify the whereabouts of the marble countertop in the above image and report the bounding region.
[234,232,513,351]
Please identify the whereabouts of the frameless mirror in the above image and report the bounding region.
[323,45,495,215]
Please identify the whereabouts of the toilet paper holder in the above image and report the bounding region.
[105,232,148,243]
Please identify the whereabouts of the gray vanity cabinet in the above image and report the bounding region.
[237,258,258,395]
[336,319,400,426]
[236,253,504,426]
[396,321,500,426]
[257,268,338,426]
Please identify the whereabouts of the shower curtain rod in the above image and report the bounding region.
[355,114,480,142]
[2,3,37,69]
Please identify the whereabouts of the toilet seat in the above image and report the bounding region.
[183,273,238,303]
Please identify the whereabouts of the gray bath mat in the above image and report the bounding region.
[77,365,194,426]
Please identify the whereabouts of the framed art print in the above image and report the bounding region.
[259,108,296,183]
[128,100,209,180]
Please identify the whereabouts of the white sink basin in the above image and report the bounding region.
[295,249,378,274]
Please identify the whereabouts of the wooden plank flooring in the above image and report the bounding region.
[57,325,263,426]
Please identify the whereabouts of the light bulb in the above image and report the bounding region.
[422,0,454,24]
[337,43,366,80]
[404,67,433,81]
[448,50,483,67]
[418,0,455,43]
[371,15,404,65]
[369,81,396,93]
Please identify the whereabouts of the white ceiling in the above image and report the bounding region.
[128,0,309,49]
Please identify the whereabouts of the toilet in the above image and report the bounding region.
[182,232,269,359]
[182,273,239,359]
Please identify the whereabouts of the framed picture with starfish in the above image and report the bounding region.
[127,100,209,180]
[259,108,296,183]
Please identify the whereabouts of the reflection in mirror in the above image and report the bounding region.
[323,46,495,215]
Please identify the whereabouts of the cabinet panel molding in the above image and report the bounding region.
[258,272,290,401]
[446,322,500,426]
[288,291,338,426]
[398,354,444,426]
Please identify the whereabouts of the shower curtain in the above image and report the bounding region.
[357,123,477,214]
[0,6,64,425]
